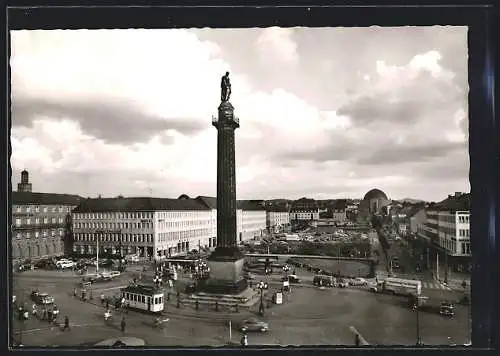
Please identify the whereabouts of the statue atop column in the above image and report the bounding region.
[221,71,231,102]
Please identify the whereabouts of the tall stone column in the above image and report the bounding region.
[204,101,246,294]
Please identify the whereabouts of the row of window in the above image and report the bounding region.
[440,238,471,255]
[15,217,64,226]
[74,221,153,230]
[123,293,163,305]
[74,233,153,244]
[15,229,64,239]
[458,229,470,237]
[157,220,211,229]
[74,212,153,220]
[458,215,470,224]
[461,242,472,255]
[158,229,210,243]
[74,211,215,220]
[15,205,72,213]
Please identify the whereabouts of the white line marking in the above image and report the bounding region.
[91,286,127,292]
[13,323,104,334]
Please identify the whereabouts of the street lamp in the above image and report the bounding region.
[257,281,268,316]
[412,295,422,346]
[462,280,471,343]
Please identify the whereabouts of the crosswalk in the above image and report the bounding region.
[422,281,452,291]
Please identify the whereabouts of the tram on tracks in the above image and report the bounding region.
[120,284,164,313]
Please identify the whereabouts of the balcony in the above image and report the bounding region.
[212,115,239,125]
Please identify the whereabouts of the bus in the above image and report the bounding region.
[120,284,164,313]
[383,277,422,296]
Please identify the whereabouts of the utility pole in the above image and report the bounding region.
[416,301,421,346]
[436,253,439,281]
[444,250,448,284]
[96,235,99,273]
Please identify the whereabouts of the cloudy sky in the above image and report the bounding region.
[10,27,469,201]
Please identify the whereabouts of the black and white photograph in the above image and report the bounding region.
[10,26,471,347]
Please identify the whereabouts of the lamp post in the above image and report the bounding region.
[462,280,470,343]
[412,295,422,346]
[257,281,268,316]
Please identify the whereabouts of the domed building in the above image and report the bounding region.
[357,188,391,223]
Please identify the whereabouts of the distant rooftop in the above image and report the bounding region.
[429,192,470,212]
[12,191,82,206]
[73,196,209,213]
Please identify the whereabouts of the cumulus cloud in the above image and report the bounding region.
[256,27,299,65]
[10,27,469,201]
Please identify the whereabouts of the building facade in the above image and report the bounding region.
[289,208,320,221]
[266,207,290,233]
[332,200,348,223]
[12,171,81,262]
[71,195,269,260]
[409,208,426,235]
[72,196,213,260]
[417,192,471,272]
[237,201,267,242]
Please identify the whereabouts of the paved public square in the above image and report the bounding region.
[11,262,470,347]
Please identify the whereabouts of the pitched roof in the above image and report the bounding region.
[195,196,266,211]
[266,206,289,212]
[237,200,266,211]
[12,191,82,206]
[431,193,470,212]
[73,197,209,213]
[195,196,217,209]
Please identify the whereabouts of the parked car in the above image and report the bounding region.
[337,278,349,288]
[125,254,140,263]
[281,275,301,284]
[18,263,33,272]
[56,260,76,269]
[349,278,368,286]
[239,318,269,332]
[313,275,334,287]
[32,292,55,305]
[440,301,455,317]
[100,271,121,281]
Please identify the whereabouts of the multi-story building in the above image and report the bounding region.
[332,200,348,223]
[11,171,81,261]
[417,192,471,272]
[237,201,267,243]
[289,208,320,222]
[409,207,426,235]
[266,206,290,233]
[71,195,269,260]
[71,196,213,260]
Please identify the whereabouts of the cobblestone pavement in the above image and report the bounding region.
[11,261,470,348]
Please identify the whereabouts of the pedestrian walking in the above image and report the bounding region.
[120,317,126,333]
[106,299,109,309]
[240,334,248,347]
[63,315,70,331]
[100,294,106,305]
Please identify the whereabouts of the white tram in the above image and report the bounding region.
[120,284,164,313]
